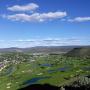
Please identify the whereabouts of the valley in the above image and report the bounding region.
[0,46,90,90]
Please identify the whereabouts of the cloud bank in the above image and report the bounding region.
[4,12,67,22]
[0,38,82,48]
[7,3,39,11]
[1,3,68,22]
[2,3,90,23]
[68,17,90,22]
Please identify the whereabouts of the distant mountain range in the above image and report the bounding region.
[0,46,90,54]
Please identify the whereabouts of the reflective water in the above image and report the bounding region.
[23,76,51,85]
[48,66,71,73]
[82,66,90,71]
[40,64,52,67]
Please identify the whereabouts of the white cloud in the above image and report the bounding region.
[7,3,39,11]
[3,3,67,22]
[3,11,67,22]
[11,38,81,47]
[68,17,90,22]
[0,38,89,48]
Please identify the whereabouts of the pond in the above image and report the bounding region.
[48,70,57,73]
[82,66,90,71]
[6,66,16,76]
[0,65,16,76]
[57,66,71,72]
[40,64,52,67]
[48,66,71,73]
[23,76,51,86]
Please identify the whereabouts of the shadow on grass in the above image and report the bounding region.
[19,84,90,90]
[18,84,60,90]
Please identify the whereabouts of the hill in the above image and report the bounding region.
[0,46,76,54]
[65,46,90,57]
[0,46,90,54]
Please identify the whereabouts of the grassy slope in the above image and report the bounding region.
[66,47,90,57]
[0,54,90,90]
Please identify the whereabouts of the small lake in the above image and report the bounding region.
[82,66,90,71]
[6,66,16,76]
[48,70,57,73]
[0,66,16,76]
[57,66,71,72]
[23,76,51,86]
[48,66,71,73]
[40,64,52,67]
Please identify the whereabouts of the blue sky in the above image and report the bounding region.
[0,0,90,48]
